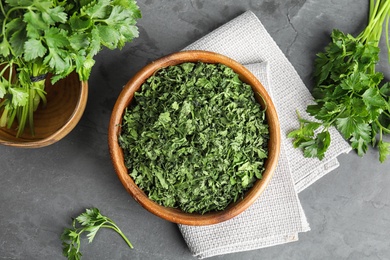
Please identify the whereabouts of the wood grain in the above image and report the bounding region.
[0,71,88,148]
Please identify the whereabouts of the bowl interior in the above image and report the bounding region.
[0,71,88,148]
[108,50,280,226]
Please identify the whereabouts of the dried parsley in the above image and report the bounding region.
[119,62,269,214]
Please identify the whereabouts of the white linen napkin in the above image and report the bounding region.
[178,10,352,259]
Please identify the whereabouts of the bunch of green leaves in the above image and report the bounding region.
[288,0,390,162]
[61,208,133,260]
[0,0,141,136]
[119,62,269,214]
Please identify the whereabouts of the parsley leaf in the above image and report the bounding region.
[23,39,47,60]
[9,87,28,107]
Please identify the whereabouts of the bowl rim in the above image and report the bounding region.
[108,50,281,226]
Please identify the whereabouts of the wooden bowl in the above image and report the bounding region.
[0,71,88,148]
[108,50,280,226]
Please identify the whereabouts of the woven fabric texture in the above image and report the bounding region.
[179,10,352,259]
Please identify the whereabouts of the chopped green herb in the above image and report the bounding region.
[119,62,269,214]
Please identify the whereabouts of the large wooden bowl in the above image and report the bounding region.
[0,71,88,148]
[108,50,280,226]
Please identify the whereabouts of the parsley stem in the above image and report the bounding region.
[17,101,28,137]
[0,105,9,127]
[386,13,390,63]
[358,0,390,44]
[383,110,390,118]
[375,119,390,134]
[0,2,5,19]
[369,0,376,21]
[28,87,35,136]
[1,6,32,56]
[7,107,16,129]
[327,106,346,126]
[101,224,133,249]
[0,63,10,78]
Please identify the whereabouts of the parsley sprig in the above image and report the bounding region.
[61,208,133,260]
[288,0,390,162]
[0,0,141,136]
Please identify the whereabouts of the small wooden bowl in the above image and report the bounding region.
[0,71,88,148]
[108,50,281,226]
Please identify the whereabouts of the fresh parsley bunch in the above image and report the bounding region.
[288,0,390,162]
[0,0,141,137]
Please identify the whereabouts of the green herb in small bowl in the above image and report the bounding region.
[0,0,141,143]
[108,50,280,226]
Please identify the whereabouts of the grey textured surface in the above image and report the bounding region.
[1,1,390,259]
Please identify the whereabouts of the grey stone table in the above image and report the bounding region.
[1,1,390,259]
